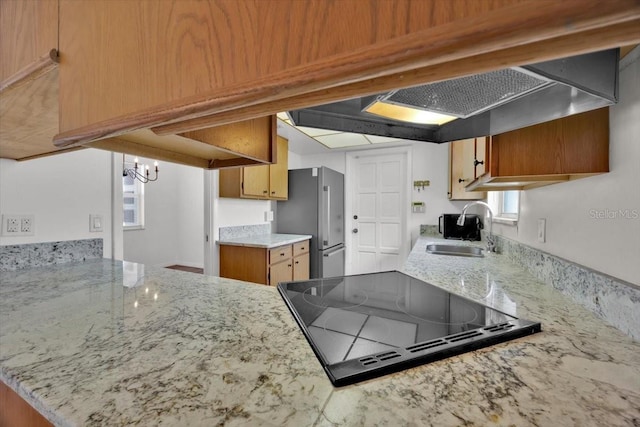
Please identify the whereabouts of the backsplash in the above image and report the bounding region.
[0,239,103,272]
[420,224,639,341]
[496,235,640,341]
[219,224,271,240]
[419,224,439,236]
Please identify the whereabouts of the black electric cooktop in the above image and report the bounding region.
[278,271,541,387]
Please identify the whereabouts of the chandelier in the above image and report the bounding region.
[122,154,159,183]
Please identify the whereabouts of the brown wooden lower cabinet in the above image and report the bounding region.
[220,240,309,286]
[293,253,310,281]
[0,381,52,427]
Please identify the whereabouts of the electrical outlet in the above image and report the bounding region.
[21,216,33,233]
[6,217,20,233]
[537,218,546,243]
[2,214,34,236]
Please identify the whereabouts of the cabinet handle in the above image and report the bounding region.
[280,252,285,256]
[474,159,484,167]
[263,190,268,194]
[288,264,292,267]
[458,178,467,183]
[295,261,299,264]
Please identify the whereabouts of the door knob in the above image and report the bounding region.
[353,215,358,219]
[352,228,358,233]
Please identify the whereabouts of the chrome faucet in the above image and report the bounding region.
[457,201,496,253]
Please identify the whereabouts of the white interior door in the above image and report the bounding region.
[347,149,410,275]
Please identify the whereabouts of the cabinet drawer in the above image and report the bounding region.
[293,240,309,257]
[269,244,292,264]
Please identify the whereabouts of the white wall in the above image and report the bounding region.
[214,194,273,228]
[0,149,116,257]
[176,165,205,266]
[493,54,640,285]
[288,151,302,169]
[123,156,204,268]
[291,152,347,174]
[408,143,470,244]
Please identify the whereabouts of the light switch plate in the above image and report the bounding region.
[537,218,546,243]
[90,214,104,232]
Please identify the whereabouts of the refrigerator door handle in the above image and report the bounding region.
[323,185,330,246]
[323,246,345,257]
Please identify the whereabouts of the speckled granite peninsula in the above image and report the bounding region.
[216,233,311,248]
[1,236,639,426]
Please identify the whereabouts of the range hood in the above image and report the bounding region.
[287,49,619,143]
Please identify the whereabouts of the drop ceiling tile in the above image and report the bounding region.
[315,133,371,149]
[296,126,342,137]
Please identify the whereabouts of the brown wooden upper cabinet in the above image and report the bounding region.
[219,136,288,200]
[0,0,82,161]
[46,0,638,165]
[448,137,488,200]
[465,108,609,192]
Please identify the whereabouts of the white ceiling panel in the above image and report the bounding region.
[277,112,416,154]
[296,126,343,137]
[315,133,371,149]
[363,134,402,144]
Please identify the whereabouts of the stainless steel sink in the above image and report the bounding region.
[426,244,484,258]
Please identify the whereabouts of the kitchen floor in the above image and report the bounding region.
[165,265,204,274]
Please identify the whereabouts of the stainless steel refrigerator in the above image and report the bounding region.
[276,167,345,279]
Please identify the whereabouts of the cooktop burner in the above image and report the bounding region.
[278,271,541,387]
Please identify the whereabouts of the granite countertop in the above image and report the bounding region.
[216,233,312,248]
[1,237,639,426]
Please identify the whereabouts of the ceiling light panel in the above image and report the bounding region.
[315,133,370,149]
[296,126,343,137]
[365,101,457,125]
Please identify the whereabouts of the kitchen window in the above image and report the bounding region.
[488,190,519,225]
[123,160,145,229]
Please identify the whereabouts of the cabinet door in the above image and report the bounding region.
[269,260,293,286]
[219,245,268,285]
[0,382,52,427]
[293,253,310,281]
[269,136,289,199]
[474,136,488,177]
[0,0,58,82]
[242,165,270,198]
[449,139,485,200]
